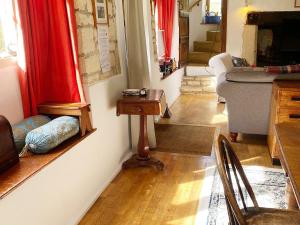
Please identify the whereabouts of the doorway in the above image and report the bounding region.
[179,0,227,95]
[179,0,227,66]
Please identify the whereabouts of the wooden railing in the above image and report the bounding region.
[188,0,202,11]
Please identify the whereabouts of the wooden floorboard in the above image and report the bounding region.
[79,94,275,225]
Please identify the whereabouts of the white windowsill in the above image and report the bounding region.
[0,56,17,69]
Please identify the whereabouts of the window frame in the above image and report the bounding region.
[205,0,222,16]
[0,0,17,60]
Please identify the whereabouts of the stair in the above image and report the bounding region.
[194,41,222,53]
[207,30,221,42]
[187,30,221,65]
[186,64,214,76]
[181,30,220,95]
[180,75,216,94]
[188,51,218,64]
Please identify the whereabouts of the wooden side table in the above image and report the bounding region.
[268,81,300,164]
[117,89,167,170]
[275,122,300,210]
[38,103,93,137]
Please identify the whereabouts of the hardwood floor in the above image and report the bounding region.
[159,94,226,127]
[79,94,274,225]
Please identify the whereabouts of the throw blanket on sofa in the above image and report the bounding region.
[266,64,300,74]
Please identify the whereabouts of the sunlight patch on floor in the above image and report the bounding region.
[172,181,201,205]
[240,156,266,165]
[193,165,216,174]
[167,215,195,225]
[210,113,228,125]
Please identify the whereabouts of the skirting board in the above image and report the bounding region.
[68,151,133,225]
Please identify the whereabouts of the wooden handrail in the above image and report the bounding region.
[188,0,202,11]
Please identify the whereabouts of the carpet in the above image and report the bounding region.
[196,166,287,225]
[154,124,216,156]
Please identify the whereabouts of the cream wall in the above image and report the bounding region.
[227,0,300,57]
[0,76,131,225]
[158,68,184,105]
[0,59,23,124]
[0,1,131,225]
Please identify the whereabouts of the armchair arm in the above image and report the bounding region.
[226,71,276,83]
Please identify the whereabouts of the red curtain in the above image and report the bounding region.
[13,0,84,117]
[156,0,175,59]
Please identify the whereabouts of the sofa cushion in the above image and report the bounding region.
[232,56,249,67]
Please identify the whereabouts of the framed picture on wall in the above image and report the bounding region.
[93,0,109,25]
[295,0,300,7]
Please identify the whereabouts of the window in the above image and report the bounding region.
[0,20,5,52]
[0,0,17,58]
[206,0,222,16]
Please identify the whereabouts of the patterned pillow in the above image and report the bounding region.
[232,56,250,67]
[24,116,79,154]
[12,115,51,153]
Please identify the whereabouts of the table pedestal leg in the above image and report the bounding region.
[122,115,164,170]
[286,178,299,210]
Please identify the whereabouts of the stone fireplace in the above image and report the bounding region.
[242,11,300,67]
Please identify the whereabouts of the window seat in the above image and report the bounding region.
[161,68,178,80]
[0,129,96,199]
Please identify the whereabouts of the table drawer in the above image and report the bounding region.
[278,108,300,123]
[117,103,160,115]
[280,91,300,108]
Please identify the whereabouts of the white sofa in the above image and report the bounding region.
[209,53,300,141]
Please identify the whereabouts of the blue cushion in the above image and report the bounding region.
[25,116,79,154]
[12,115,51,153]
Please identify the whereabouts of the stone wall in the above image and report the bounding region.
[180,75,216,94]
[74,0,121,86]
[150,1,158,62]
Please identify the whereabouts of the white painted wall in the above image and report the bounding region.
[0,59,24,124]
[0,1,131,225]
[158,68,184,105]
[189,0,218,51]
[227,0,300,57]
[0,76,131,225]
[0,79,131,225]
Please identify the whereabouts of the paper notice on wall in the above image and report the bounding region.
[97,25,111,73]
